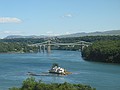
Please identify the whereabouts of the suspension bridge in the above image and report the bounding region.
[28,40,92,53]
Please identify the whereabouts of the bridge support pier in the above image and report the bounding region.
[42,45,46,53]
[47,40,51,53]
[39,45,42,53]
[47,45,51,53]
[81,45,85,51]
[80,42,84,51]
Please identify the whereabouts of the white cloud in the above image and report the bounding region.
[62,14,73,18]
[0,17,22,23]
[65,32,71,35]
[0,30,24,38]
[46,31,53,34]
[1,30,23,34]
[44,31,60,36]
[46,31,56,36]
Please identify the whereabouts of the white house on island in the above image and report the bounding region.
[49,66,65,74]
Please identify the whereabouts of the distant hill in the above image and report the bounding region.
[4,30,120,39]
[58,30,120,38]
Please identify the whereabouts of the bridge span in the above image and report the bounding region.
[28,40,92,53]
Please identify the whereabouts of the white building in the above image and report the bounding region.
[49,66,65,74]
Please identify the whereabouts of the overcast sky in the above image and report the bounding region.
[0,0,120,38]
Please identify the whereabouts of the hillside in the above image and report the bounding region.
[4,30,120,39]
[58,30,120,38]
[82,40,120,63]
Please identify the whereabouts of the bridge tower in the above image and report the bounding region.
[47,40,51,53]
[80,42,84,51]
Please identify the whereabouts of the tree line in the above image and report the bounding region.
[0,35,120,53]
[9,77,96,90]
[0,42,38,53]
[82,40,120,63]
[1,35,120,43]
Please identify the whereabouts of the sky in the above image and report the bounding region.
[0,0,120,38]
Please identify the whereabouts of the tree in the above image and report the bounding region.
[82,40,120,63]
[9,77,96,90]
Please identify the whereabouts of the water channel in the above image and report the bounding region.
[0,50,120,90]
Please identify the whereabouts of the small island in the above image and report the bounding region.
[49,63,72,75]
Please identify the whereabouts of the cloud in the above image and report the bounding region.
[62,14,73,18]
[1,30,23,34]
[65,32,71,34]
[44,31,60,36]
[0,17,22,23]
[0,30,24,38]
[46,31,53,34]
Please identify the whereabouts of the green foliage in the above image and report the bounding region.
[52,36,120,50]
[9,77,96,90]
[0,36,120,53]
[53,36,120,43]
[0,38,45,44]
[0,42,38,53]
[21,77,38,90]
[82,40,120,63]
[0,36,120,52]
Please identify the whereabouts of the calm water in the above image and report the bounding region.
[0,50,120,90]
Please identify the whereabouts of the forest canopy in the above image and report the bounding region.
[9,77,96,90]
[82,40,120,63]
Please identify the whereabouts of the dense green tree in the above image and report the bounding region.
[0,42,38,53]
[82,40,120,63]
[0,36,120,53]
[9,77,96,90]
[1,36,120,44]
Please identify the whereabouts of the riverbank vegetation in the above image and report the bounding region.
[0,42,38,53]
[9,77,96,90]
[82,40,120,63]
[54,35,120,43]
[0,35,120,53]
[1,36,120,44]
